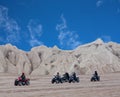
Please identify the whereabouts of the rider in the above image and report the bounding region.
[72,72,77,80]
[55,72,61,80]
[55,72,61,79]
[94,71,99,80]
[64,72,70,80]
[21,72,26,81]
[94,71,98,77]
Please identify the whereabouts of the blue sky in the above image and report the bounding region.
[0,0,120,51]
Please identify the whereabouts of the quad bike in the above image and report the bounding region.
[61,76,69,83]
[91,74,100,82]
[14,77,30,86]
[69,76,79,83]
[51,76,63,84]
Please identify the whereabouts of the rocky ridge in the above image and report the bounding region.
[0,39,120,75]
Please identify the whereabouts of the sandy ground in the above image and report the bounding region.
[0,72,120,97]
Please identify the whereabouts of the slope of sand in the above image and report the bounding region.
[0,72,120,97]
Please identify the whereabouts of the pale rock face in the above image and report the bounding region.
[0,39,120,76]
[0,50,6,72]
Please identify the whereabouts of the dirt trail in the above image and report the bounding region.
[0,72,120,97]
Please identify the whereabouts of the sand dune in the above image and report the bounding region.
[0,72,120,97]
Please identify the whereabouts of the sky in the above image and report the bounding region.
[0,0,120,51]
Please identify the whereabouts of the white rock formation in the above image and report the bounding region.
[0,39,120,75]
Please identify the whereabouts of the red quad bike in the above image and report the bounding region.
[14,77,30,86]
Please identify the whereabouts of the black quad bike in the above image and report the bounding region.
[91,74,100,82]
[51,76,63,84]
[61,76,69,83]
[69,76,79,83]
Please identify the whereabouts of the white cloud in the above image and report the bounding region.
[101,35,111,43]
[27,19,43,47]
[56,14,67,31]
[56,14,81,49]
[66,33,81,49]
[29,39,43,47]
[96,0,103,7]
[0,5,20,43]
[27,20,42,39]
